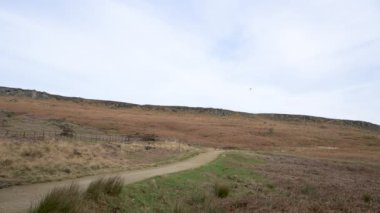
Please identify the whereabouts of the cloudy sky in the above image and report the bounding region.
[0,0,379,124]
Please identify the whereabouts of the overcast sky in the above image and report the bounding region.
[0,0,379,124]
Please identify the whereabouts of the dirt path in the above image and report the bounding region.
[0,150,223,213]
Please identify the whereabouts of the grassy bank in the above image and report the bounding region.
[0,139,199,187]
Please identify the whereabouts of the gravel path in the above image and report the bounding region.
[0,149,223,213]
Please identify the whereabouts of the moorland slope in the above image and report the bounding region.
[1,86,379,162]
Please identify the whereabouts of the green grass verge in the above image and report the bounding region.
[112,151,266,212]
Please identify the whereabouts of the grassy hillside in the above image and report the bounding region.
[0,86,379,163]
[2,86,379,212]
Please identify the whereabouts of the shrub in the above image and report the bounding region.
[58,124,75,137]
[141,134,158,141]
[266,183,275,190]
[85,176,123,201]
[214,182,229,198]
[30,184,82,213]
[21,149,43,158]
[362,194,372,203]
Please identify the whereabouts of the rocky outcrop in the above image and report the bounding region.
[259,113,380,131]
[0,86,137,107]
[0,87,50,99]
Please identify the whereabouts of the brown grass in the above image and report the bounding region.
[220,153,380,212]
[0,96,379,163]
[0,138,198,187]
[2,94,378,212]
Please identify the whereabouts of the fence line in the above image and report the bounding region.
[0,129,158,143]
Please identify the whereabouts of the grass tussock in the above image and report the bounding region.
[362,193,372,203]
[86,176,123,200]
[214,181,230,198]
[30,177,123,213]
[30,184,82,213]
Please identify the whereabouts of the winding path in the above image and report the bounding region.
[0,150,223,213]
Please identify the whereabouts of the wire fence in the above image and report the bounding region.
[0,129,159,143]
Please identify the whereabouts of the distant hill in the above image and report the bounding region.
[0,86,378,131]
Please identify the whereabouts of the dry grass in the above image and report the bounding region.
[2,94,379,212]
[0,96,379,163]
[29,184,83,213]
[30,177,124,213]
[221,153,380,212]
[85,176,123,201]
[0,138,198,187]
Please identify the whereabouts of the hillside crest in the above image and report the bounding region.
[0,86,378,131]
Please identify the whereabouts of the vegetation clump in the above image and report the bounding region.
[214,182,230,198]
[30,177,124,213]
[362,194,372,203]
[86,176,123,200]
[30,184,82,213]
[58,124,75,137]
